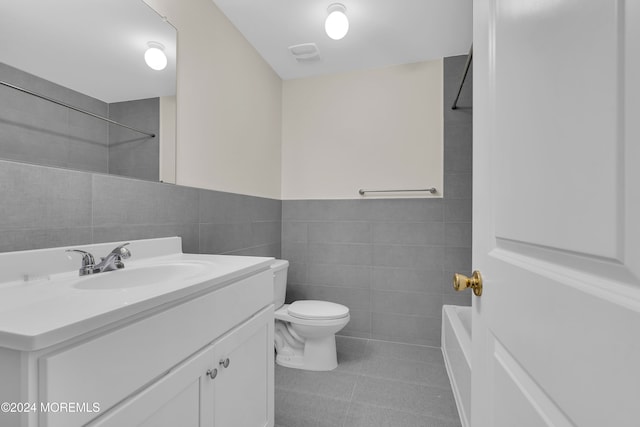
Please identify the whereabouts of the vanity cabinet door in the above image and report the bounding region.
[213,306,274,427]
[88,344,215,427]
[87,304,273,427]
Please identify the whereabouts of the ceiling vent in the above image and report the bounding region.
[288,43,320,62]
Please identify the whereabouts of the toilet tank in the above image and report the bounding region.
[270,259,289,309]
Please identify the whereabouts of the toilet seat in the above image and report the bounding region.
[287,300,349,320]
[275,304,350,327]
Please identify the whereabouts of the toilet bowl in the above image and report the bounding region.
[271,260,350,371]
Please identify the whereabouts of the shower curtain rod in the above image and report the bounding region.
[451,45,473,110]
[0,80,156,138]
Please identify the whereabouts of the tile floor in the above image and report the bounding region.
[274,336,462,427]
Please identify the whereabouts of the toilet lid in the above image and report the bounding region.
[287,300,349,320]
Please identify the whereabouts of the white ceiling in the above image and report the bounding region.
[0,0,471,103]
[211,0,473,80]
[0,0,176,103]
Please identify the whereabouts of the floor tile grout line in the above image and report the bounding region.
[351,390,460,423]
[340,338,368,427]
[355,376,454,402]
[353,335,443,350]
[344,400,463,426]
[360,347,446,361]
[358,373,455,394]
[359,355,452,377]
[273,369,359,402]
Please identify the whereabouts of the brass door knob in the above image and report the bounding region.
[453,271,483,296]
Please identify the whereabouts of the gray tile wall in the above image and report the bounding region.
[108,98,160,181]
[1,63,161,182]
[0,62,109,174]
[443,54,473,308]
[280,55,472,347]
[0,160,281,258]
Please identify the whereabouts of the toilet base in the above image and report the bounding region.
[276,334,338,371]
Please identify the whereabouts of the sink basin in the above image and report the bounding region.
[72,262,209,290]
[0,237,275,351]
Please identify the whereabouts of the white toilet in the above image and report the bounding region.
[271,260,350,371]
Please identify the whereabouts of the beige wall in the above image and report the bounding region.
[143,0,282,199]
[142,0,442,201]
[281,60,443,200]
[159,95,176,184]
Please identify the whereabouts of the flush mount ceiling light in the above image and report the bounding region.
[144,42,167,71]
[325,3,349,40]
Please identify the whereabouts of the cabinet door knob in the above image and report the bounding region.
[206,368,218,379]
[219,358,230,368]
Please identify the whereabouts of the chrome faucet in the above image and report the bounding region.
[95,243,131,272]
[66,243,131,276]
[65,249,97,276]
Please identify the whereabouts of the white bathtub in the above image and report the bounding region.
[442,305,472,427]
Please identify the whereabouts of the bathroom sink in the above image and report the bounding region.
[72,262,209,290]
[0,237,275,351]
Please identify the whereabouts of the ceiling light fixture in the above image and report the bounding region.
[144,42,167,71]
[325,3,349,40]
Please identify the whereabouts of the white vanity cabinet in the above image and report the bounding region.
[89,306,273,427]
[0,254,274,427]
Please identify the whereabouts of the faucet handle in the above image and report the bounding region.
[66,249,95,266]
[111,243,131,260]
[66,249,96,276]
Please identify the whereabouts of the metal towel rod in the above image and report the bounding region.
[358,188,437,196]
[0,80,156,138]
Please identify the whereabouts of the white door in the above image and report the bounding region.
[471,1,640,426]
